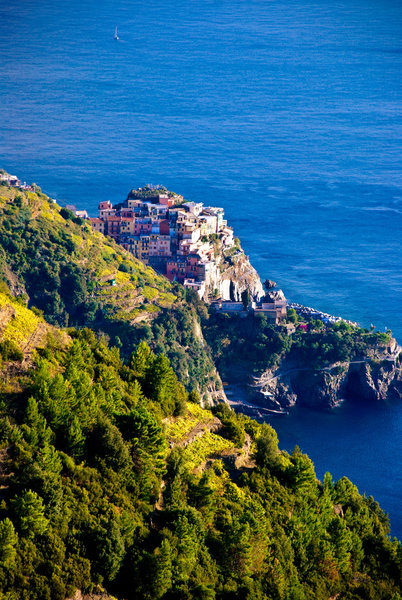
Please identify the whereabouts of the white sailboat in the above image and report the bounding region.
[114,26,119,41]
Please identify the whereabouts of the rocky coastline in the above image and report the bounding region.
[226,340,402,416]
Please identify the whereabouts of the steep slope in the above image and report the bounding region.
[0,317,400,600]
[0,184,175,326]
[0,290,68,356]
[0,289,69,395]
[0,178,401,599]
[0,181,223,402]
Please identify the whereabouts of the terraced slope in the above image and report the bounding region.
[0,274,400,600]
[0,181,222,400]
[0,184,175,326]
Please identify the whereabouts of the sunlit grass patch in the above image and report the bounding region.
[158,292,176,307]
[164,416,199,443]
[0,293,41,347]
[186,403,212,421]
[182,432,234,470]
[142,286,159,301]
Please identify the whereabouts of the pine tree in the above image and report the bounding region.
[144,355,178,416]
[129,341,155,378]
[153,538,173,598]
[0,518,18,566]
[12,489,49,538]
[66,416,85,458]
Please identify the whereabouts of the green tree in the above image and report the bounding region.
[0,339,24,361]
[255,424,281,470]
[288,446,316,492]
[287,308,298,324]
[189,389,201,405]
[153,538,173,598]
[0,518,18,566]
[86,416,130,472]
[12,489,49,538]
[90,514,125,581]
[241,289,250,310]
[66,416,85,458]
[129,341,155,378]
[144,354,180,416]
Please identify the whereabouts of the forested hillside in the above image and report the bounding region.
[0,178,402,600]
[0,316,401,599]
[0,183,221,401]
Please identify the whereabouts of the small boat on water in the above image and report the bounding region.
[114,26,119,40]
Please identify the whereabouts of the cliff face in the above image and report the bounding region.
[204,250,264,302]
[248,344,402,412]
[221,252,265,301]
[192,315,228,406]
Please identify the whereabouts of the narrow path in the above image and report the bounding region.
[254,347,401,386]
[174,416,222,449]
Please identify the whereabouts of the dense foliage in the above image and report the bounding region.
[0,177,401,599]
[0,184,171,328]
[204,312,392,375]
[0,330,400,600]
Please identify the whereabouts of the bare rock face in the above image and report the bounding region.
[345,358,402,402]
[191,312,228,405]
[265,288,286,302]
[291,369,347,408]
[66,588,115,600]
[220,253,264,301]
[249,345,402,411]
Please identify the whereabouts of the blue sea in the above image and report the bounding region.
[1,0,402,535]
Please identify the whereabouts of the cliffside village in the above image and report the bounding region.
[1,173,358,331]
[84,186,289,325]
[89,188,231,291]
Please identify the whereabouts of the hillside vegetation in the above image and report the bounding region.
[0,183,220,400]
[0,176,401,599]
[0,184,175,325]
[0,319,400,599]
[204,312,394,375]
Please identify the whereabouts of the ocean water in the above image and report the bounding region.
[1,0,402,535]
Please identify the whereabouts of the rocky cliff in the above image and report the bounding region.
[204,248,264,302]
[250,343,402,412]
[221,252,265,301]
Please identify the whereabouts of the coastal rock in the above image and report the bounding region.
[248,345,402,411]
[291,369,346,408]
[345,356,402,402]
[219,252,264,301]
[265,288,286,302]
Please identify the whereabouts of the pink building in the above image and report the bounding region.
[158,194,175,207]
[166,259,188,282]
[105,216,122,239]
[98,201,116,218]
[156,236,171,256]
[159,219,170,235]
[133,219,152,236]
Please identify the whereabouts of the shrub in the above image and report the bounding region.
[0,339,24,361]
[59,207,75,220]
[118,263,130,273]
